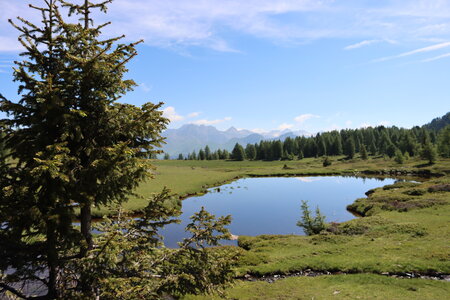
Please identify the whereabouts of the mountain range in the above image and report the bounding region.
[161,124,311,157]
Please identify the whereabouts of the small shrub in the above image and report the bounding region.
[322,156,332,167]
[297,200,326,235]
[403,189,426,196]
[394,149,404,164]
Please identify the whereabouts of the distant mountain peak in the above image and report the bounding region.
[162,124,312,157]
[226,126,238,132]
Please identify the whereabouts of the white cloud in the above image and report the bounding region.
[422,52,450,62]
[187,112,201,118]
[344,39,379,50]
[277,123,294,130]
[294,114,320,124]
[250,128,267,134]
[163,106,184,122]
[374,41,450,62]
[3,1,450,53]
[192,117,232,125]
[296,177,321,183]
[345,120,352,127]
[359,122,372,128]
[163,106,201,122]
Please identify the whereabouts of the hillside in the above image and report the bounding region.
[423,111,450,131]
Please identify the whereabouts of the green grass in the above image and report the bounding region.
[92,156,450,216]
[235,176,450,276]
[93,156,450,298]
[183,274,450,300]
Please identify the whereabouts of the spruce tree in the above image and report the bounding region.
[231,143,245,161]
[394,149,404,164]
[245,144,256,160]
[0,1,237,298]
[298,150,304,160]
[344,137,356,159]
[360,144,368,160]
[204,145,211,160]
[421,141,437,164]
[437,125,450,158]
[198,149,206,160]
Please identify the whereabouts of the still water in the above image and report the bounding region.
[161,176,396,248]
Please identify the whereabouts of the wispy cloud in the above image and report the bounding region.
[191,117,232,125]
[3,1,450,53]
[422,52,450,62]
[373,41,450,62]
[294,114,320,124]
[344,39,380,50]
[187,112,201,118]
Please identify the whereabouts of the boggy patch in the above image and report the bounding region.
[428,184,450,192]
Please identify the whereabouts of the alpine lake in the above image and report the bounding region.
[160,176,399,248]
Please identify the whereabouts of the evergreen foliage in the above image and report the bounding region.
[322,156,332,167]
[360,144,368,160]
[437,125,450,158]
[420,142,437,164]
[245,144,256,160]
[187,124,442,163]
[423,111,450,131]
[344,137,356,159]
[231,143,245,161]
[296,200,326,236]
[0,1,237,298]
[394,149,404,164]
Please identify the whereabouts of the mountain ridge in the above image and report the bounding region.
[162,124,311,157]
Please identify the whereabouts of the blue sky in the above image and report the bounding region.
[1,0,449,133]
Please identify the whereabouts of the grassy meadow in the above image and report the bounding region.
[93,155,450,216]
[95,156,450,299]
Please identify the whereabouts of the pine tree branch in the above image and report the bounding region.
[0,283,28,300]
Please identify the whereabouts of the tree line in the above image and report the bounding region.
[173,124,450,163]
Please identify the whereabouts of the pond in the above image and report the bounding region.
[160,176,397,248]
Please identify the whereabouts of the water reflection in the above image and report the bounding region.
[160,176,396,248]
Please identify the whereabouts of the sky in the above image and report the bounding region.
[0,0,449,134]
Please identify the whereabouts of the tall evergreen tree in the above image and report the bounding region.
[437,125,450,158]
[360,144,368,160]
[272,140,283,160]
[344,137,356,159]
[331,135,343,156]
[421,141,437,164]
[204,145,211,160]
[198,149,206,160]
[245,144,257,160]
[231,143,245,161]
[0,1,237,298]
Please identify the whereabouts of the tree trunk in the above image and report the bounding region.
[47,221,58,299]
